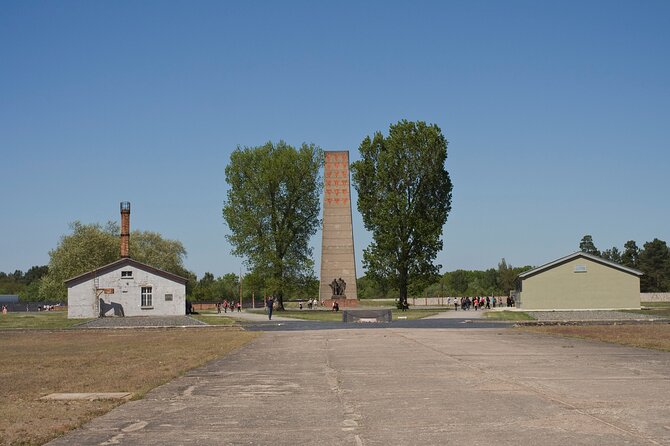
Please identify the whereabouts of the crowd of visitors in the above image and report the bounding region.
[450,295,515,311]
[216,300,241,313]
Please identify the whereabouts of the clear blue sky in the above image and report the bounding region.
[2,1,669,278]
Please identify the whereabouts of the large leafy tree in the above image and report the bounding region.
[351,120,453,307]
[223,141,322,309]
[39,221,191,300]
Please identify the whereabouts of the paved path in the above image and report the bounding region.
[208,310,299,322]
[49,328,670,445]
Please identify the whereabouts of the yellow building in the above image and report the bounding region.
[515,252,642,310]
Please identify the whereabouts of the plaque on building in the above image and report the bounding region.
[319,151,358,302]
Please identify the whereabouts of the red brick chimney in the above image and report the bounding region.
[120,202,130,258]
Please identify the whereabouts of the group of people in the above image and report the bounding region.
[298,298,321,310]
[216,300,241,313]
[451,295,515,311]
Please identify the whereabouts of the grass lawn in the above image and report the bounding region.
[0,311,90,329]
[521,324,670,352]
[484,311,535,321]
[0,328,258,446]
[641,301,670,308]
[624,302,670,318]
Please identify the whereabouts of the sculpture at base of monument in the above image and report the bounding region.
[329,277,347,298]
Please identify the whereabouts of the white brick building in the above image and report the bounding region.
[66,258,187,318]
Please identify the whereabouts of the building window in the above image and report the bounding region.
[141,287,153,307]
[165,294,173,301]
[574,265,587,273]
[121,271,133,278]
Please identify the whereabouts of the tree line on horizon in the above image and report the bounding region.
[4,235,668,302]
[579,234,670,292]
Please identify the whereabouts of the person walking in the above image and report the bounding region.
[266,296,275,320]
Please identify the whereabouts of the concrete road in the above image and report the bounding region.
[49,328,670,445]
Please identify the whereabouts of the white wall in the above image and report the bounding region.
[67,263,186,318]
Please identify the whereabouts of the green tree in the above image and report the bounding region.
[638,238,670,292]
[351,120,453,307]
[579,235,600,256]
[223,141,322,310]
[497,258,517,294]
[621,240,640,268]
[601,246,622,264]
[39,221,191,301]
[191,272,216,301]
[357,274,394,299]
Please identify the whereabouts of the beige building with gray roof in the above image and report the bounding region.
[515,252,642,310]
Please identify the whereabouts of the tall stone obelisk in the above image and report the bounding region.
[319,150,357,304]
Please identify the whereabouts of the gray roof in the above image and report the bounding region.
[518,251,643,280]
[65,258,188,287]
[0,295,20,303]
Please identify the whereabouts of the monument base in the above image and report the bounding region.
[322,298,358,309]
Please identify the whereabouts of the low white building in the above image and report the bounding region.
[66,258,187,318]
[514,252,642,310]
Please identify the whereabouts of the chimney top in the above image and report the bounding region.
[120,202,130,258]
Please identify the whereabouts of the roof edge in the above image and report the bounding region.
[65,258,188,286]
[518,251,644,279]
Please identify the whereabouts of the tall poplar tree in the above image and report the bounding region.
[351,120,453,307]
[223,141,322,309]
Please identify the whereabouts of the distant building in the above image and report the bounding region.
[66,258,187,318]
[66,202,187,319]
[0,295,19,304]
[514,252,642,310]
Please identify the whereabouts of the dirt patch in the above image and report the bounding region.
[0,328,258,446]
[521,323,670,352]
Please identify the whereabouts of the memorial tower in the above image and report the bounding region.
[319,151,358,305]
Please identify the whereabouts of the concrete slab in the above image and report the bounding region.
[48,328,670,445]
[41,392,132,401]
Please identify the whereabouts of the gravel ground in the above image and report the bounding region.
[528,310,667,321]
[77,316,207,328]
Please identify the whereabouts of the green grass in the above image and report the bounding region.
[641,302,670,309]
[0,311,91,329]
[356,299,396,308]
[623,308,670,318]
[484,311,535,321]
[623,302,670,318]
[191,314,238,325]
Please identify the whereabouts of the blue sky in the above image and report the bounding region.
[2,1,669,278]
